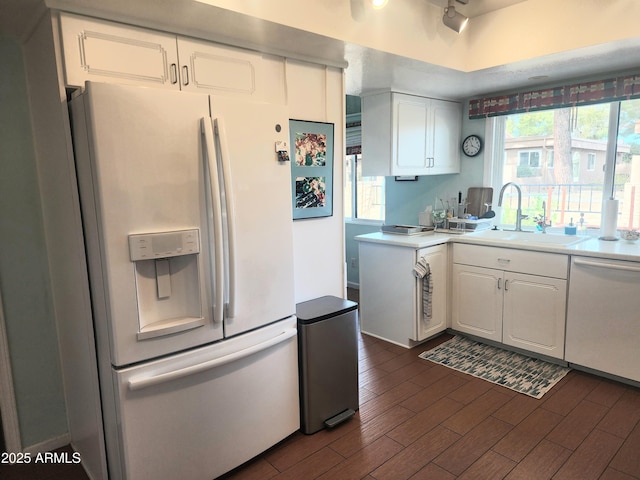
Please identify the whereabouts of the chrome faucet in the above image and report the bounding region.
[498,182,528,231]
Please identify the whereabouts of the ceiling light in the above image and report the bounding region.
[443,0,469,33]
[370,0,389,9]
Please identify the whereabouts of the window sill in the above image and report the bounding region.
[345,218,384,227]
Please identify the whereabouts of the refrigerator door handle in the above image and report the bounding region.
[201,117,225,324]
[127,327,297,391]
[214,117,237,319]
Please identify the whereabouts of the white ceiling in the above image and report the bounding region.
[2,0,640,101]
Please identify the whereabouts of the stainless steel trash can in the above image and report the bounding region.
[296,295,359,435]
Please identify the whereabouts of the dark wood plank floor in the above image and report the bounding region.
[224,330,640,480]
[3,295,639,479]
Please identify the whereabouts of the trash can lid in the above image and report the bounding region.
[296,295,358,324]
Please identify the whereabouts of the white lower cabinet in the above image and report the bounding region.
[359,242,448,348]
[452,244,568,359]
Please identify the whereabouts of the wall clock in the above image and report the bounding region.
[462,134,482,157]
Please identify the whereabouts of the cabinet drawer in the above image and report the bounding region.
[417,243,447,259]
[453,244,568,279]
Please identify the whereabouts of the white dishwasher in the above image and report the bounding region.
[565,256,640,383]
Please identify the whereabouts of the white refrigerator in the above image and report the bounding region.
[69,82,299,480]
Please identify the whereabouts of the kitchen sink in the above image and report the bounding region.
[466,229,590,247]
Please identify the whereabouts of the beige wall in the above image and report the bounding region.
[286,60,346,302]
[191,0,640,72]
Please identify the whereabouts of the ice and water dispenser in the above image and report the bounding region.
[128,229,206,340]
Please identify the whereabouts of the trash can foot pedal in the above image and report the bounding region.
[324,409,355,429]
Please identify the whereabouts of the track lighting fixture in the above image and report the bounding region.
[443,0,469,33]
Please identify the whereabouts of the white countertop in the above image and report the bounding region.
[355,230,640,262]
[354,231,453,248]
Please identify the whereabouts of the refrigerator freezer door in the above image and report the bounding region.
[72,83,223,367]
[111,317,299,480]
[210,96,295,336]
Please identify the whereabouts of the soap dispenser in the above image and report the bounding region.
[565,218,577,235]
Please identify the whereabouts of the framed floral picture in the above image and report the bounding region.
[289,119,334,219]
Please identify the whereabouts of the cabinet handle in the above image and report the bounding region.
[504,279,509,291]
[497,258,511,264]
[497,278,502,290]
[170,63,178,84]
[182,65,189,86]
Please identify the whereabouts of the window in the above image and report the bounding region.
[344,154,385,221]
[492,99,640,230]
[519,150,541,168]
[516,150,541,178]
[345,107,385,222]
[572,152,580,183]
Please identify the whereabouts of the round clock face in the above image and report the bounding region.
[462,135,482,157]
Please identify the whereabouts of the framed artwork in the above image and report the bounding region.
[289,119,334,219]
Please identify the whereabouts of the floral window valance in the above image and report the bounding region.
[468,74,640,119]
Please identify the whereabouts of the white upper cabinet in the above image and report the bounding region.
[362,92,461,176]
[176,37,285,103]
[59,13,180,90]
[58,13,286,103]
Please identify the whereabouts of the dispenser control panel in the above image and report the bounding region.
[128,229,200,261]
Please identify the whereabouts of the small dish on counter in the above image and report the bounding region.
[619,229,640,243]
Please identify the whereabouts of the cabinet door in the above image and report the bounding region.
[429,100,461,174]
[502,273,566,359]
[176,38,286,103]
[59,13,179,89]
[451,264,503,342]
[395,97,429,173]
[415,245,447,340]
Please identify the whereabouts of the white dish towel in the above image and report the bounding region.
[412,257,433,320]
